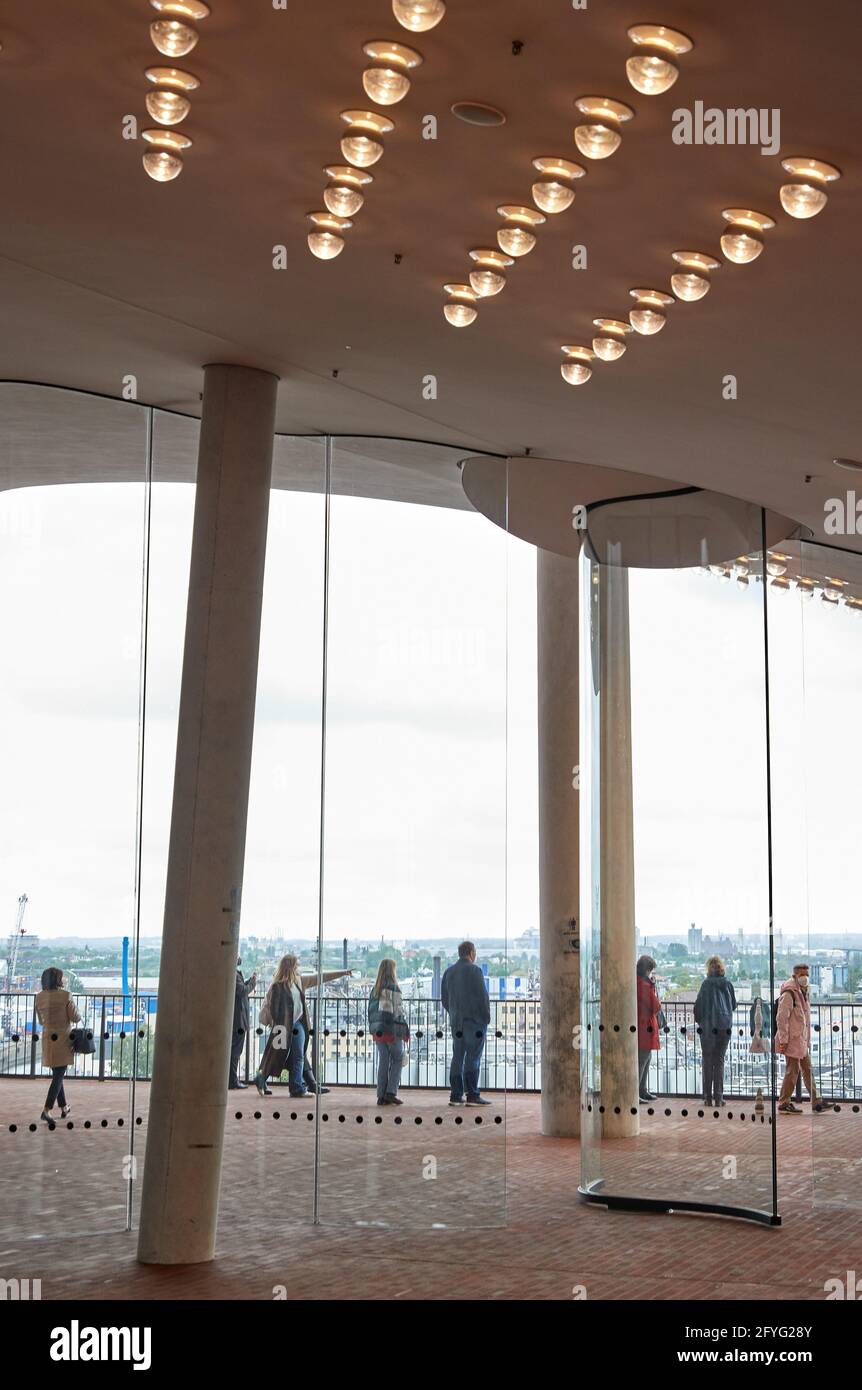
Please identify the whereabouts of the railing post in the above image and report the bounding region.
[29,998,37,1076]
[98,997,107,1081]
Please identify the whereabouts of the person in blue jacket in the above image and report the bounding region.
[693,955,737,1106]
[441,941,492,1107]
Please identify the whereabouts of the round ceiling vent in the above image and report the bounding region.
[451,100,506,127]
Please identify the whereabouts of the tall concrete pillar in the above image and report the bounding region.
[537,549,580,1138]
[137,364,278,1265]
[598,562,639,1139]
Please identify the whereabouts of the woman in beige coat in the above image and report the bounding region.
[34,967,80,1121]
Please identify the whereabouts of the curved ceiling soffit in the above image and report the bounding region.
[460,453,804,568]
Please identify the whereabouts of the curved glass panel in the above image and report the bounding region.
[580,492,779,1223]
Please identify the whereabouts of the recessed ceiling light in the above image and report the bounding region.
[150,19,199,57]
[451,100,506,126]
[530,157,586,214]
[561,346,594,385]
[145,65,200,91]
[468,248,513,297]
[307,212,353,260]
[720,208,775,263]
[323,165,373,217]
[150,1,210,18]
[362,40,423,106]
[443,283,478,326]
[833,457,862,473]
[496,204,545,257]
[628,288,674,334]
[339,109,394,167]
[142,127,192,152]
[573,96,634,160]
[671,250,720,301]
[625,24,693,96]
[143,149,184,182]
[779,157,842,219]
[392,0,446,33]
[591,318,633,360]
[145,88,191,125]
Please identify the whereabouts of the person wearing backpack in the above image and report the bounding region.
[776,963,832,1114]
[368,959,410,1106]
[693,956,736,1106]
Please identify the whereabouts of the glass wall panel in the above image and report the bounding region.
[0,385,148,1237]
[317,439,508,1227]
[580,493,778,1223]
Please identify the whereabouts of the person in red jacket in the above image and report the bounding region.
[636,955,662,1102]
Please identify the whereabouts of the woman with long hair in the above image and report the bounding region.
[34,966,81,1122]
[254,953,350,1098]
[368,957,410,1106]
[635,955,661,1103]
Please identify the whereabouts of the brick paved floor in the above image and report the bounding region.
[0,1080,859,1300]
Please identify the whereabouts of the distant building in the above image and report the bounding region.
[687,924,703,955]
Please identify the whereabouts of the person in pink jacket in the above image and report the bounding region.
[776,963,832,1114]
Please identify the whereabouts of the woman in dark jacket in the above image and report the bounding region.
[636,955,661,1102]
[368,958,410,1106]
[254,954,350,1097]
[693,955,737,1106]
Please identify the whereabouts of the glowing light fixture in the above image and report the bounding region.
[496,204,545,258]
[145,65,200,91]
[671,250,720,301]
[560,346,594,386]
[340,109,394,167]
[720,208,774,264]
[143,149,184,182]
[142,127,192,152]
[443,284,478,326]
[307,212,352,260]
[531,157,586,214]
[573,96,634,160]
[591,318,632,361]
[766,553,789,576]
[629,288,674,335]
[779,157,842,219]
[796,578,817,599]
[625,24,692,95]
[323,165,372,218]
[392,0,446,32]
[770,576,791,591]
[150,19,199,57]
[468,248,513,298]
[362,40,423,105]
[150,1,210,18]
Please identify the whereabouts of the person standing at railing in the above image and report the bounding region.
[368,958,410,1106]
[776,963,833,1115]
[636,956,661,1103]
[441,942,492,1107]
[34,966,80,1122]
[693,956,736,1107]
[254,954,351,1098]
[229,957,257,1091]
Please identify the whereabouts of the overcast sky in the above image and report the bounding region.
[1,483,859,954]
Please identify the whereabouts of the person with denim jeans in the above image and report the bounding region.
[368,958,409,1106]
[441,942,492,1107]
[255,953,352,1097]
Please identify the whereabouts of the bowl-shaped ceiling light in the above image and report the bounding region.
[625,24,692,95]
[779,157,842,219]
[560,346,594,386]
[339,109,394,167]
[150,19,199,57]
[323,165,372,218]
[362,40,423,106]
[591,318,633,360]
[142,127,192,153]
[629,287,674,334]
[143,149,184,182]
[443,283,478,326]
[392,0,445,32]
[670,250,720,301]
[720,208,774,263]
[573,96,634,159]
[496,204,545,258]
[307,212,353,260]
[468,248,513,297]
[530,156,586,214]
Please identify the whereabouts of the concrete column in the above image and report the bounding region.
[537,549,580,1138]
[137,364,278,1265]
[598,562,639,1139]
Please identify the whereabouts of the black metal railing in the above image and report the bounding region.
[2,992,859,1099]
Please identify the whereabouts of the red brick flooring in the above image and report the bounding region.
[1,1080,860,1300]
